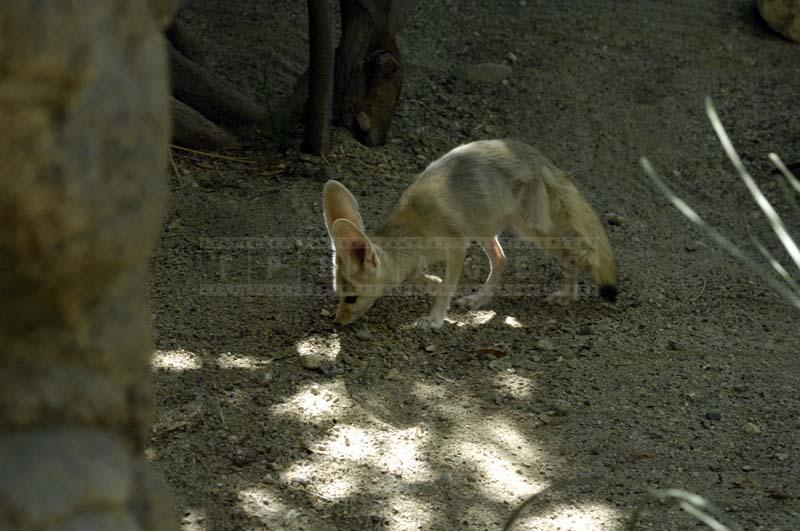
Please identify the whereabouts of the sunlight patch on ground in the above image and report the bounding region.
[516,502,621,530]
[180,507,208,531]
[270,380,352,423]
[504,315,525,328]
[493,371,536,399]
[152,349,201,371]
[449,417,546,503]
[282,461,358,501]
[238,487,303,526]
[383,494,434,531]
[457,441,543,502]
[282,423,434,504]
[296,333,341,361]
[377,426,430,477]
[448,310,496,327]
[217,351,267,369]
[318,425,378,461]
[482,416,540,462]
[411,381,449,401]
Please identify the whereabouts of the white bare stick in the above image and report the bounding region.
[769,153,800,196]
[749,235,800,295]
[640,157,800,310]
[705,98,800,274]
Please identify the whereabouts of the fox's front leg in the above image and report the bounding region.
[410,270,443,295]
[415,246,466,330]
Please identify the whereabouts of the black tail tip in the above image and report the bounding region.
[599,284,618,302]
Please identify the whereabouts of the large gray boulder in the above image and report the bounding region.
[758,0,800,42]
[0,2,175,530]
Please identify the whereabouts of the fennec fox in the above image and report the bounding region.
[323,139,617,329]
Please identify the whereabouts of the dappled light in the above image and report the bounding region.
[180,507,209,531]
[152,349,201,371]
[237,487,294,526]
[504,315,525,328]
[514,501,621,529]
[270,380,352,423]
[217,351,268,369]
[382,494,435,530]
[295,333,341,359]
[493,371,536,399]
[454,441,543,502]
[448,310,496,327]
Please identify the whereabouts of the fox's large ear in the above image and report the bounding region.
[330,218,379,273]
[323,180,364,232]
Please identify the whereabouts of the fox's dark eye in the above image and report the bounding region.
[344,295,358,304]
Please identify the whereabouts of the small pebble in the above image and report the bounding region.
[743,422,762,435]
[551,399,572,416]
[320,308,332,317]
[424,344,436,353]
[685,240,709,252]
[300,353,325,370]
[535,338,555,351]
[667,339,682,351]
[355,325,373,340]
[604,212,626,226]
[705,411,722,421]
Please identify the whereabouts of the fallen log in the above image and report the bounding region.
[169,43,267,124]
[171,97,239,150]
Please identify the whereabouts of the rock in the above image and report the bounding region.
[424,344,436,353]
[506,52,519,63]
[757,0,800,42]
[535,338,555,351]
[551,399,572,416]
[320,308,332,317]
[354,324,373,340]
[464,63,512,83]
[604,212,626,226]
[300,353,325,370]
[685,240,709,252]
[667,339,683,351]
[743,422,762,435]
[704,411,722,421]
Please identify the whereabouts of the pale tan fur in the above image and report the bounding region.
[323,139,617,329]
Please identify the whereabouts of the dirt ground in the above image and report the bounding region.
[148,1,800,529]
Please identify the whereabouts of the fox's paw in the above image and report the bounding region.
[455,291,493,310]
[414,314,445,330]
[546,289,577,306]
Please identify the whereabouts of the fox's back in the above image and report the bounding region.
[393,139,550,237]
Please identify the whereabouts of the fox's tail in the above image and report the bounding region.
[531,163,618,302]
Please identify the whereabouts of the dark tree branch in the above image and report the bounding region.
[303,0,335,154]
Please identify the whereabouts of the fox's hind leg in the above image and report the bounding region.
[455,236,506,310]
[546,252,579,305]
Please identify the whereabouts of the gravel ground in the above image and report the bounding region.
[149,1,800,529]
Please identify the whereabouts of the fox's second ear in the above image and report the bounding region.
[330,218,379,272]
[323,180,364,232]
